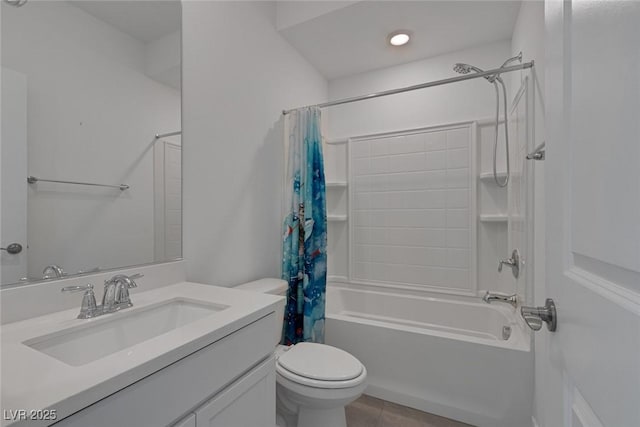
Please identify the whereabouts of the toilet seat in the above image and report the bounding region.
[276,343,366,389]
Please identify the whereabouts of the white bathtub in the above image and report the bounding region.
[325,282,533,427]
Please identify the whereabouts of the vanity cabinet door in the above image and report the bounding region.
[195,356,275,427]
[173,414,196,427]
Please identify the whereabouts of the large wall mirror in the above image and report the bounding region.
[1,0,182,286]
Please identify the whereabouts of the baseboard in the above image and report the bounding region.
[364,383,492,427]
[364,382,534,427]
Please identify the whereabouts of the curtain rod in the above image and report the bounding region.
[282,61,534,115]
[155,131,182,139]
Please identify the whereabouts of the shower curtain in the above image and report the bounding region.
[282,107,327,345]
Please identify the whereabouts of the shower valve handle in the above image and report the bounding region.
[498,249,521,279]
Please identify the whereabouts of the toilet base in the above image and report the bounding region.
[276,400,348,427]
[297,407,347,427]
[275,375,365,427]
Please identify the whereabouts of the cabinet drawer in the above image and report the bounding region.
[53,313,275,427]
[196,356,275,427]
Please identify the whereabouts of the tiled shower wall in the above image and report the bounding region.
[350,124,476,293]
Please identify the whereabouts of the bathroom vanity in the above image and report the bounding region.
[1,282,284,427]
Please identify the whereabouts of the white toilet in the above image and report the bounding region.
[236,279,367,427]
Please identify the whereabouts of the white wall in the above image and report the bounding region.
[182,1,327,287]
[145,30,181,90]
[1,1,180,280]
[510,1,547,427]
[325,40,518,295]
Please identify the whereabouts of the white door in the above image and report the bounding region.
[541,2,640,426]
[1,68,28,284]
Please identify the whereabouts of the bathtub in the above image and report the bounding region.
[325,282,533,427]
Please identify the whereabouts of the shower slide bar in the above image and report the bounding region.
[282,61,534,115]
[27,176,130,191]
[155,131,182,139]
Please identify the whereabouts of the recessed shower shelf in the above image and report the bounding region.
[479,172,523,182]
[326,182,348,188]
[479,214,508,223]
[328,214,348,222]
[479,172,508,181]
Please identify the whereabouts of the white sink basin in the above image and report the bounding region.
[24,298,227,366]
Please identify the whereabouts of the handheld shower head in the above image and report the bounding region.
[453,63,485,75]
[452,55,517,188]
[453,63,471,74]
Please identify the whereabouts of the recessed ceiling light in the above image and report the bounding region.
[388,31,410,46]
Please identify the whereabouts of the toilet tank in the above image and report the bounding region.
[235,279,287,345]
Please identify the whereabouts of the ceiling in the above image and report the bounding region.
[278,1,522,80]
[71,0,181,43]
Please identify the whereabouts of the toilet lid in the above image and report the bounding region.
[277,342,363,381]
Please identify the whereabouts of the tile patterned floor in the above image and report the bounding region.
[346,395,475,427]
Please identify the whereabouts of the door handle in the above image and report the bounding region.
[1,243,23,254]
[521,298,557,332]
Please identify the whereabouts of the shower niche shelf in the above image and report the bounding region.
[479,214,524,223]
[479,214,508,223]
[479,172,522,182]
[326,181,347,188]
[326,181,348,222]
[479,172,508,181]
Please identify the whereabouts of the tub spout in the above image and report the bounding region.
[482,291,518,308]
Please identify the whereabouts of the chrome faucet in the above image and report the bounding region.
[482,291,518,308]
[43,264,65,279]
[102,273,142,313]
[61,273,142,319]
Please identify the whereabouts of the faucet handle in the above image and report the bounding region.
[62,284,99,319]
[127,273,143,287]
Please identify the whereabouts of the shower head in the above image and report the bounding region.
[453,63,484,75]
[454,53,523,81]
[453,63,471,74]
[453,63,498,84]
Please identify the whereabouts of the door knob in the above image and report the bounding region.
[1,243,23,254]
[521,298,557,332]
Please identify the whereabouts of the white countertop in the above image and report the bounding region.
[0,282,283,427]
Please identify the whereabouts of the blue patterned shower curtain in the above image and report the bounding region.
[282,107,327,345]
